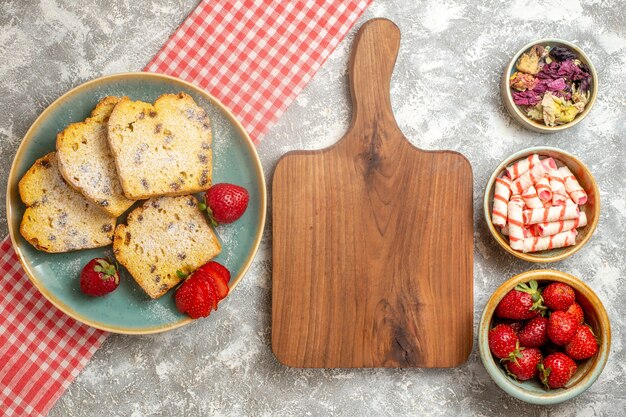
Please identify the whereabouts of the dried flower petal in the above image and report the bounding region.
[516,46,543,75]
[537,60,588,81]
[541,92,579,126]
[546,78,566,91]
[578,63,593,92]
[513,90,542,106]
[532,78,567,95]
[510,72,538,91]
[550,46,578,62]
[558,105,579,123]
[571,85,590,113]
[527,104,543,121]
[553,90,572,101]
[533,45,547,58]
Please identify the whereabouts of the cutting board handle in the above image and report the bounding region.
[348,18,402,136]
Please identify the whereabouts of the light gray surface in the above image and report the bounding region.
[1,0,625,416]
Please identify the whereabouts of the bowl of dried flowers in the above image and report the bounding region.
[501,39,597,133]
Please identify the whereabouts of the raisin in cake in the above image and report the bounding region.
[113,195,221,299]
[19,153,116,253]
[107,93,213,200]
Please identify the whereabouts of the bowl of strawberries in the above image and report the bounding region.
[479,270,610,404]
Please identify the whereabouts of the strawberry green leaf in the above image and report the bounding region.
[517,280,545,313]
[206,207,218,228]
[505,342,524,364]
[95,258,117,277]
[538,363,552,390]
[96,259,110,268]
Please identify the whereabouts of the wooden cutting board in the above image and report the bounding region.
[271,18,473,368]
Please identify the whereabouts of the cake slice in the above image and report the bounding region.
[107,93,213,200]
[56,96,135,217]
[113,195,221,299]
[19,153,116,253]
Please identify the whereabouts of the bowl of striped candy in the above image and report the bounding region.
[484,147,599,263]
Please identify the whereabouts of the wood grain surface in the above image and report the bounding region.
[272,18,474,368]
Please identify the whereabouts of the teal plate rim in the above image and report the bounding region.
[6,72,267,335]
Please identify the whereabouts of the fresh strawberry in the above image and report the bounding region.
[79,258,120,296]
[495,280,545,320]
[194,262,230,300]
[547,311,578,345]
[204,183,249,224]
[565,325,599,360]
[489,324,520,359]
[175,271,216,318]
[543,282,575,311]
[206,261,231,283]
[203,273,219,310]
[567,302,585,325]
[518,316,549,347]
[505,347,542,381]
[211,274,229,300]
[175,261,233,318]
[497,319,524,335]
[539,352,577,389]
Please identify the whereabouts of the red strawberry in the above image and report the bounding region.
[204,183,249,224]
[206,261,231,283]
[488,324,520,359]
[567,302,585,325]
[199,270,219,311]
[505,347,542,381]
[539,352,577,389]
[175,261,233,318]
[79,258,120,296]
[495,280,545,320]
[497,319,524,335]
[175,270,216,319]
[195,262,230,300]
[543,282,575,311]
[211,273,229,300]
[547,311,578,345]
[565,326,599,360]
[518,316,549,347]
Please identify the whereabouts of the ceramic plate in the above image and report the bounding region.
[6,73,266,334]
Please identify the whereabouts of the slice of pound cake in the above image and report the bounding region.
[19,153,116,253]
[107,93,213,200]
[56,96,135,217]
[113,195,221,299]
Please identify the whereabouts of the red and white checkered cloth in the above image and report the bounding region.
[146,0,371,142]
[0,238,106,416]
[1,1,371,416]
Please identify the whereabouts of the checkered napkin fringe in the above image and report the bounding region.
[1,1,371,415]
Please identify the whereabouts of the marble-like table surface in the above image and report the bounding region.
[0,1,624,415]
